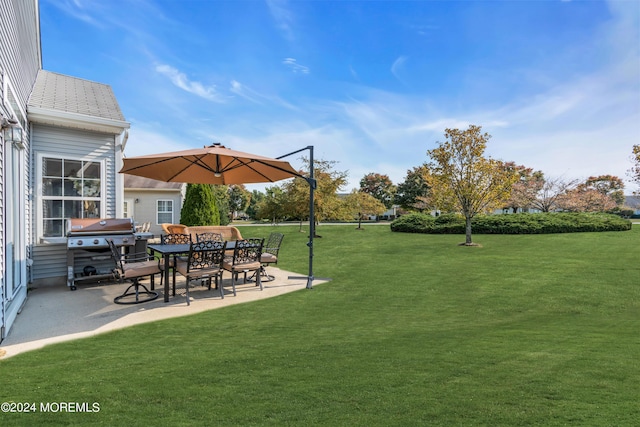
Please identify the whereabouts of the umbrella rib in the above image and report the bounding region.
[224,158,302,182]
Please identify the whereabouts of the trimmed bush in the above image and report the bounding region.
[389,212,435,233]
[390,212,632,234]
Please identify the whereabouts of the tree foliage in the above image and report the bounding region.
[228,184,252,218]
[344,190,386,228]
[628,145,640,192]
[245,190,264,219]
[502,162,544,213]
[427,125,517,245]
[394,165,432,212]
[180,183,220,226]
[530,177,578,213]
[582,175,625,206]
[256,186,288,224]
[210,185,230,225]
[280,157,348,224]
[359,173,396,208]
[556,187,618,212]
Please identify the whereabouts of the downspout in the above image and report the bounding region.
[115,129,128,218]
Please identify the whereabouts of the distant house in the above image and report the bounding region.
[1,0,129,340]
[123,174,185,236]
[624,196,640,215]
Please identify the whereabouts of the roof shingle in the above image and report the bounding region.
[28,70,125,121]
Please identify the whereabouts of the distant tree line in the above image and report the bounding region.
[180,127,636,239]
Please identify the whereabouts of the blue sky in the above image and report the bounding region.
[40,0,640,193]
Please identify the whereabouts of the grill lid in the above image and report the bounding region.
[67,218,134,236]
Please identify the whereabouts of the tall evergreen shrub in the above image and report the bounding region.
[180,183,220,226]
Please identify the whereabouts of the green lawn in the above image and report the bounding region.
[1,224,638,426]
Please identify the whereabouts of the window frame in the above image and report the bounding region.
[36,152,106,244]
[156,199,174,225]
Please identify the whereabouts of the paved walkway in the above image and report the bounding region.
[0,268,324,359]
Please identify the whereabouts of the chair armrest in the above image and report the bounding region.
[123,251,154,263]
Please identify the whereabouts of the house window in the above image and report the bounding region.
[40,156,104,238]
[157,200,173,224]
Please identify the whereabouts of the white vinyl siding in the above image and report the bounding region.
[0,0,40,340]
[30,124,117,283]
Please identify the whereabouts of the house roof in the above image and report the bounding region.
[625,195,640,208]
[27,70,129,133]
[123,174,184,190]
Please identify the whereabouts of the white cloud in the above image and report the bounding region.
[266,0,295,41]
[155,64,225,102]
[391,56,408,82]
[283,58,310,74]
[229,80,298,110]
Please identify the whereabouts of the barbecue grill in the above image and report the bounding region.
[66,218,146,290]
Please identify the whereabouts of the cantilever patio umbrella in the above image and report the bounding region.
[119,143,322,289]
[119,142,300,185]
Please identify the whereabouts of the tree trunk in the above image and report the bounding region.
[465,216,473,245]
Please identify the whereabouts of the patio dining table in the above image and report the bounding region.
[148,241,236,302]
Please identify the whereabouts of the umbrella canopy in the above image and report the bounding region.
[119,143,300,185]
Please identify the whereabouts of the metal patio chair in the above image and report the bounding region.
[259,232,284,282]
[222,238,264,297]
[159,233,192,296]
[174,240,227,305]
[109,239,160,304]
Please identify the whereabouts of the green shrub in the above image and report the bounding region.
[390,212,631,234]
[389,213,435,233]
[180,183,221,226]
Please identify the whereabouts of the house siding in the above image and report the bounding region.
[124,189,184,236]
[0,0,40,339]
[30,124,118,284]
[1,0,41,116]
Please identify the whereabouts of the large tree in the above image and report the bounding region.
[280,157,348,227]
[628,145,640,192]
[344,190,386,229]
[210,185,230,225]
[502,162,544,213]
[359,173,396,208]
[256,186,288,224]
[583,175,625,206]
[245,189,265,219]
[394,165,432,212]
[556,187,618,212]
[427,125,517,245]
[228,184,252,219]
[530,177,578,212]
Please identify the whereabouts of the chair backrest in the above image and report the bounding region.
[161,233,192,245]
[232,238,264,264]
[167,224,187,234]
[184,226,243,242]
[264,233,284,256]
[196,232,223,243]
[186,240,226,273]
[108,239,124,271]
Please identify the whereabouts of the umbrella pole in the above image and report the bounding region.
[278,146,327,289]
[307,146,315,289]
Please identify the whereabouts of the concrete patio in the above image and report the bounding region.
[0,268,324,359]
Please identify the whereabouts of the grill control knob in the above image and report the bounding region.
[122,238,129,243]
[93,239,100,245]
[77,240,83,246]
